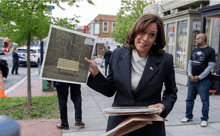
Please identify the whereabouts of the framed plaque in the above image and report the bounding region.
[40,25,97,84]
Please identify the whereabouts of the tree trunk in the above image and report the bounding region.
[27,32,32,106]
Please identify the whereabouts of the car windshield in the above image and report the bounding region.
[31,50,36,53]
[17,49,27,53]
[17,49,36,53]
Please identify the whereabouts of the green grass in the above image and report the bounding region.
[0,95,60,120]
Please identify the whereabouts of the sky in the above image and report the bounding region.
[51,0,122,26]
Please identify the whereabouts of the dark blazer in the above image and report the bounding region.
[87,47,178,136]
[12,51,23,64]
[104,50,112,64]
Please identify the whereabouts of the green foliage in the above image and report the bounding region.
[0,0,94,47]
[111,0,155,44]
[0,0,50,46]
[47,0,94,10]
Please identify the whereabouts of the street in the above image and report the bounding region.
[0,51,39,91]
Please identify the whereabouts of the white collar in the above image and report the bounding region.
[132,49,148,62]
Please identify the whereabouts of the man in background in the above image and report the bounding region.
[181,33,215,127]
[11,47,24,75]
[104,46,112,76]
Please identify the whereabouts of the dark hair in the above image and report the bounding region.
[13,47,17,51]
[123,14,166,56]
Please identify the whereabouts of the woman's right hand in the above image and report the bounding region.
[85,57,99,78]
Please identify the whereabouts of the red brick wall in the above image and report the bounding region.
[87,14,116,38]
[87,14,116,57]
[77,29,84,33]
[97,43,107,57]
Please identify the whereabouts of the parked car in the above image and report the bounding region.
[0,58,9,78]
[17,46,41,66]
[0,41,5,55]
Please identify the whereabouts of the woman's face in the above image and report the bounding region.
[134,22,158,58]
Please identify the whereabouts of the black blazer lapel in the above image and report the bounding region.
[135,55,161,92]
[118,49,133,99]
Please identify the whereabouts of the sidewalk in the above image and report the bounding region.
[65,82,220,136]
[5,69,220,136]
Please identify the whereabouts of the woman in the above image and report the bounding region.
[85,14,178,136]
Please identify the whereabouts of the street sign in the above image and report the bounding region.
[143,3,158,15]
[48,5,55,10]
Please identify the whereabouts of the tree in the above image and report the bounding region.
[111,0,155,44]
[0,0,93,106]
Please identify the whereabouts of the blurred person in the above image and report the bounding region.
[100,56,105,68]
[104,46,112,76]
[181,34,215,127]
[11,47,24,75]
[85,14,178,136]
[55,82,85,130]
[0,115,20,136]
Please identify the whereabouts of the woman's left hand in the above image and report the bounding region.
[149,103,165,115]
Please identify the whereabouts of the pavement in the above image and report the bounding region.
[4,67,220,136]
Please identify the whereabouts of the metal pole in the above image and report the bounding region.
[39,41,43,74]
[40,41,43,64]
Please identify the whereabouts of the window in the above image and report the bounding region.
[205,17,220,75]
[190,20,201,52]
[17,49,37,53]
[103,21,109,33]
[17,49,27,53]
[30,49,36,53]
[205,17,220,53]
[112,22,116,32]
[95,24,100,34]
[167,23,176,56]
[176,20,188,70]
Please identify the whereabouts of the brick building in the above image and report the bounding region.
[86,14,120,57]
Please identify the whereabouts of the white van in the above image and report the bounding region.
[17,46,41,66]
